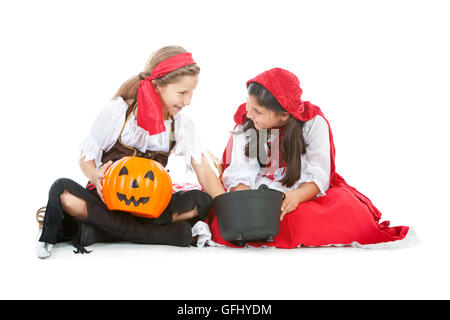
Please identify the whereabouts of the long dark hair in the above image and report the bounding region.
[242,82,306,188]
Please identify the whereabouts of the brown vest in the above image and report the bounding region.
[101,101,176,167]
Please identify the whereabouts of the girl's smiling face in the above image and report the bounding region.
[154,75,199,119]
[246,94,290,130]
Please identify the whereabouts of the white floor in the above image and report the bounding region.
[3,225,448,300]
[3,154,449,300]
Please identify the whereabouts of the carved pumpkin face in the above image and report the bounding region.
[102,157,172,218]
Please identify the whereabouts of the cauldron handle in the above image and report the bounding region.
[258,184,286,199]
[258,184,269,191]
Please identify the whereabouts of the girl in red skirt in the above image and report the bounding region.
[207,68,411,248]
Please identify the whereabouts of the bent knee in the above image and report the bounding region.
[50,178,76,195]
[60,191,88,219]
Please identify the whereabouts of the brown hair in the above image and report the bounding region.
[113,45,200,101]
[243,82,306,188]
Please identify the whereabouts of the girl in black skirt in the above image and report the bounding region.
[36,46,224,258]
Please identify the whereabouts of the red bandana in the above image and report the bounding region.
[234,68,322,124]
[137,52,196,135]
[232,68,334,174]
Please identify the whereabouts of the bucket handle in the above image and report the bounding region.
[258,184,269,191]
[258,184,286,199]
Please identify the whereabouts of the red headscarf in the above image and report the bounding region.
[136,52,197,135]
[233,68,321,124]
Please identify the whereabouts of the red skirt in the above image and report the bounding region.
[207,185,409,248]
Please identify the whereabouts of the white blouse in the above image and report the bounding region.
[222,115,331,196]
[80,97,205,171]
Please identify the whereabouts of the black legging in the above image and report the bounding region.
[39,178,212,247]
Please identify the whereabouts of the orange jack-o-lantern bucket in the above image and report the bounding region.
[102,157,172,218]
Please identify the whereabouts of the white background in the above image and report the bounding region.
[1,0,449,299]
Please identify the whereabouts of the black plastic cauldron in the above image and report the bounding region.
[213,184,285,246]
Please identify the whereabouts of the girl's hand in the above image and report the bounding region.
[206,150,223,178]
[90,160,113,202]
[280,190,301,221]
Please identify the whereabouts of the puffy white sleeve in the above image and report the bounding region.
[172,114,206,172]
[292,115,331,197]
[79,98,127,168]
[221,126,261,192]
